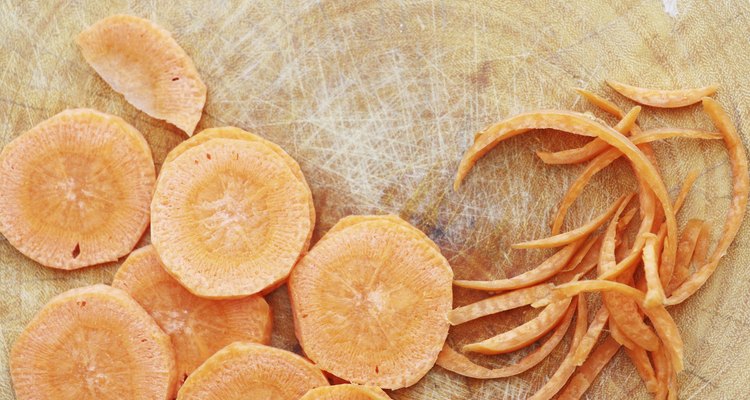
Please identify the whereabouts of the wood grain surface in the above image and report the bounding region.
[1,0,749,399]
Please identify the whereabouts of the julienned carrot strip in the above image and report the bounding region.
[447,284,552,325]
[692,222,711,267]
[435,301,577,379]
[642,233,666,308]
[609,320,637,350]
[527,295,589,400]
[557,337,621,400]
[536,106,640,165]
[572,307,610,366]
[607,80,718,108]
[462,298,572,355]
[651,345,670,400]
[667,98,749,305]
[454,239,585,291]
[626,346,659,393]
[667,219,706,294]
[673,169,701,213]
[574,87,625,118]
[534,280,684,372]
[597,193,634,275]
[559,234,601,274]
[667,359,679,400]
[512,194,629,249]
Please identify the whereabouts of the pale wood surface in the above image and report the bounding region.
[1,1,749,399]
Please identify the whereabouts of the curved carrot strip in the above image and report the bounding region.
[435,301,576,379]
[462,298,572,355]
[652,345,671,400]
[535,280,684,372]
[668,98,749,304]
[673,169,701,213]
[609,320,637,350]
[513,193,630,249]
[447,283,552,325]
[559,234,601,274]
[536,106,640,165]
[625,346,659,393]
[454,239,584,291]
[606,80,718,108]
[643,233,666,307]
[574,87,625,118]
[692,222,711,267]
[557,337,621,400]
[597,193,634,275]
[572,307,611,366]
[667,219,706,294]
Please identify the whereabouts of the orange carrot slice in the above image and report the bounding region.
[609,320,637,350]
[572,307,611,366]
[447,283,552,325]
[77,15,206,135]
[625,346,659,393]
[0,109,155,270]
[557,337,621,400]
[454,239,585,291]
[176,342,329,399]
[536,106,640,165]
[151,138,312,298]
[667,98,749,305]
[512,193,629,249]
[289,217,453,389]
[642,233,667,307]
[436,301,576,379]
[574,87,626,118]
[606,80,718,108]
[322,214,440,253]
[667,219,706,294]
[651,345,671,400]
[597,193,635,275]
[300,384,392,400]
[692,221,711,268]
[672,169,701,213]
[112,245,272,386]
[558,233,602,274]
[462,298,572,355]
[10,285,176,399]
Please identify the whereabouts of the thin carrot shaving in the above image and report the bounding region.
[558,234,601,274]
[607,80,718,108]
[513,194,629,249]
[435,301,576,379]
[447,284,552,326]
[574,87,625,118]
[597,193,635,275]
[651,345,671,400]
[692,221,711,267]
[642,233,666,308]
[667,98,749,305]
[673,169,701,212]
[557,337,621,400]
[625,346,659,393]
[667,219,706,294]
[572,307,610,366]
[667,360,679,400]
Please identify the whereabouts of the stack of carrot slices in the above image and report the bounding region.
[447,82,748,399]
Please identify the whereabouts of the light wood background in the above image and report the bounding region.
[1,0,749,399]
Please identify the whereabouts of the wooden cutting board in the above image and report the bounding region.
[1,1,748,398]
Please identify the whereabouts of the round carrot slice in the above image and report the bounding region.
[0,108,155,269]
[10,284,176,400]
[300,384,392,400]
[162,127,315,252]
[152,138,312,298]
[112,245,272,386]
[289,217,453,389]
[176,342,329,400]
[76,15,206,135]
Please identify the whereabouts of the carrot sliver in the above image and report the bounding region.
[454,239,585,291]
[559,234,601,274]
[673,169,701,213]
[597,193,635,275]
[448,284,552,325]
[436,301,577,379]
[626,346,659,393]
[667,219,706,294]
[652,345,671,400]
[557,337,621,400]
[462,298,572,355]
[668,98,749,305]
[572,307,610,366]
[513,194,629,249]
[574,87,625,118]
[536,106,640,165]
[643,233,667,307]
[609,320,637,350]
[606,80,718,108]
[692,222,711,267]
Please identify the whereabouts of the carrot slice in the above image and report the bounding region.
[558,233,602,274]
[574,87,626,118]
[597,193,635,275]
[10,284,176,399]
[447,283,552,325]
[625,346,659,393]
[609,320,637,350]
[667,98,749,305]
[454,239,585,291]
[535,280,684,372]
[512,193,629,249]
[572,307,610,366]
[0,109,155,270]
[462,298,572,355]
[642,233,667,307]
[651,345,671,400]
[76,15,206,135]
[436,301,576,379]
[162,126,316,253]
[112,245,272,386]
[176,342,328,399]
[536,106,640,165]
[557,337,621,400]
[672,169,701,213]
[322,214,440,253]
[300,384,392,400]
[667,219,706,294]
[692,221,711,268]
[606,80,718,108]
[151,138,312,298]
[289,217,453,389]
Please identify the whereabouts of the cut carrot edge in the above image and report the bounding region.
[436,300,576,379]
[448,283,552,326]
[606,80,718,108]
[557,336,621,400]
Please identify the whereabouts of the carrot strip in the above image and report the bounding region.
[447,284,552,325]
[667,98,749,304]
[652,345,670,400]
[609,320,637,350]
[597,194,635,275]
[572,307,611,366]
[643,233,666,307]
[435,301,577,379]
[667,219,706,294]
[667,359,679,400]
[528,296,589,400]
[534,280,684,372]
[574,87,625,118]
[606,80,718,108]
[454,239,585,291]
[692,222,711,267]
[557,337,622,400]
[536,106,640,165]
[673,169,701,213]
[625,346,659,393]
[462,298,572,355]
[559,234,601,274]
